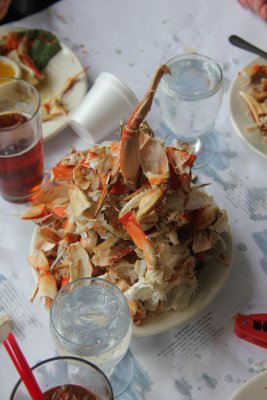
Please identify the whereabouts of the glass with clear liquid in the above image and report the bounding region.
[50,278,132,397]
[158,53,223,167]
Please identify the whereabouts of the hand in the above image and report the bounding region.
[238,0,267,19]
[0,0,11,20]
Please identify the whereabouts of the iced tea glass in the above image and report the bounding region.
[10,356,114,399]
[50,277,133,397]
[0,77,44,203]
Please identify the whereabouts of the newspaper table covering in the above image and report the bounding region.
[0,0,267,399]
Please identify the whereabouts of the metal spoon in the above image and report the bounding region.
[229,35,267,60]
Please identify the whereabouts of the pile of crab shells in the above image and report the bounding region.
[21,65,229,325]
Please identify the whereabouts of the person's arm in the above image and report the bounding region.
[238,0,267,19]
[0,0,11,20]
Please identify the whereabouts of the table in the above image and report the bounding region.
[1,0,267,399]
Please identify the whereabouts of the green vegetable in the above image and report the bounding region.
[18,29,62,70]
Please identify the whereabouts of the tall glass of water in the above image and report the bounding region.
[158,53,223,168]
[50,277,133,398]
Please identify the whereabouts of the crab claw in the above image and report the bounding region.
[120,65,171,186]
[140,136,170,186]
[119,211,158,270]
[31,271,58,309]
[20,204,49,220]
[165,146,196,193]
[52,164,74,181]
[136,186,167,221]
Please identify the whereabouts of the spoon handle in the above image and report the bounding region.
[229,35,267,60]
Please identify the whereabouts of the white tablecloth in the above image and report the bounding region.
[1,1,267,399]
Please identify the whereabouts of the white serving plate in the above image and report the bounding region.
[0,27,88,141]
[229,56,267,159]
[229,370,267,400]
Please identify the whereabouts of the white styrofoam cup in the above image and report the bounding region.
[70,72,139,143]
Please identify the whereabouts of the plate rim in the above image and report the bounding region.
[0,26,88,141]
[228,56,267,160]
[229,370,267,400]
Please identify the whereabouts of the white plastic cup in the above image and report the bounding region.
[70,72,139,143]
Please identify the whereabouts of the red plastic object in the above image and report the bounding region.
[235,313,267,349]
[3,332,44,400]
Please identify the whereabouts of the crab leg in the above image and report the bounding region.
[165,146,196,193]
[32,271,58,309]
[128,136,169,220]
[94,157,120,216]
[120,65,171,186]
[119,211,158,270]
[95,65,170,215]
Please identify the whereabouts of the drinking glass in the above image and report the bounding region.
[10,356,114,399]
[50,277,133,398]
[158,53,223,168]
[0,77,44,203]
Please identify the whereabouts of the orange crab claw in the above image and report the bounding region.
[119,211,158,270]
[60,276,69,288]
[51,204,68,219]
[140,136,170,186]
[52,164,74,181]
[136,186,167,221]
[20,204,49,220]
[31,271,58,309]
[120,65,171,186]
[165,147,196,193]
[94,66,170,215]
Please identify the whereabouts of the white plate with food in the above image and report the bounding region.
[0,27,88,141]
[229,370,267,400]
[22,65,232,338]
[229,57,267,159]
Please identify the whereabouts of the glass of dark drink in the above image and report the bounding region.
[0,77,44,203]
[10,356,114,400]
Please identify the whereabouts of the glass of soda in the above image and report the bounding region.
[158,53,223,168]
[50,278,133,398]
[0,77,44,203]
[10,356,114,399]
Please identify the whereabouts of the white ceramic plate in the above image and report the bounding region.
[30,227,232,337]
[0,27,88,141]
[229,56,267,159]
[229,370,267,400]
